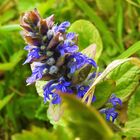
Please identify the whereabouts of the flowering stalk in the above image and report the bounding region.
[20,8,122,122]
[20,8,97,104]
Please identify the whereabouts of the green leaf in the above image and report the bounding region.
[116,0,124,51]
[35,80,47,97]
[111,135,122,140]
[127,87,140,121]
[94,80,116,109]
[17,94,41,119]
[117,41,140,59]
[12,125,72,140]
[0,50,24,71]
[35,102,49,121]
[90,58,131,88]
[12,126,57,140]
[0,24,21,32]
[122,118,140,138]
[87,58,140,104]
[61,94,114,140]
[68,19,103,61]
[54,126,72,140]
[0,93,15,110]
[107,61,140,101]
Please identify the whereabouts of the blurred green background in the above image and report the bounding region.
[0,0,140,139]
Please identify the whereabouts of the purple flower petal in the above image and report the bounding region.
[109,94,122,107]
[26,65,48,85]
[56,21,70,32]
[23,48,41,64]
[66,32,75,40]
[100,108,118,122]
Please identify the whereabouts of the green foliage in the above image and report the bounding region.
[35,80,47,97]
[108,62,140,101]
[0,24,21,32]
[89,58,132,87]
[17,94,41,119]
[0,50,24,71]
[0,93,15,110]
[73,0,119,54]
[93,80,115,109]
[0,0,140,139]
[12,126,56,140]
[116,0,124,51]
[122,118,140,138]
[127,87,140,121]
[35,102,49,121]
[95,0,114,15]
[12,125,72,140]
[117,41,140,59]
[61,94,114,140]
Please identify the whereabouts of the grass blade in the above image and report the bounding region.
[0,93,15,110]
[117,41,140,59]
[0,24,21,32]
[116,0,124,51]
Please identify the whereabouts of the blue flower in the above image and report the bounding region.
[68,52,97,74]
[57,43,78,56]
[57,33,78,56]
[68,53,87,74]
[99,94,122,122]
[24,45,33,51]
[87,58,97,67]
[54,21,70,33]
[51,94,61,104]
[21,10,99,106]
[109,94,122,107]
[66,32,75,40]
[23,48,41,64]
[26,64,48,85]
[43,77,73,104]
[77,85,96,102]
[56,77,73,93]
[43,80,61,104]
[43,80,55,98]
[77,85,89,98]
[100,108,118,122]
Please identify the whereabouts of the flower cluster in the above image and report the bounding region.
[20,9,97,104]
[100,94,122,122]
[21,9,122,123]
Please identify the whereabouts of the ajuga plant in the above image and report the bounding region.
[20,8,122,123]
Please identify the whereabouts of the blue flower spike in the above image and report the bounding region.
[21,9,122,123]
[21,8,97,105]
